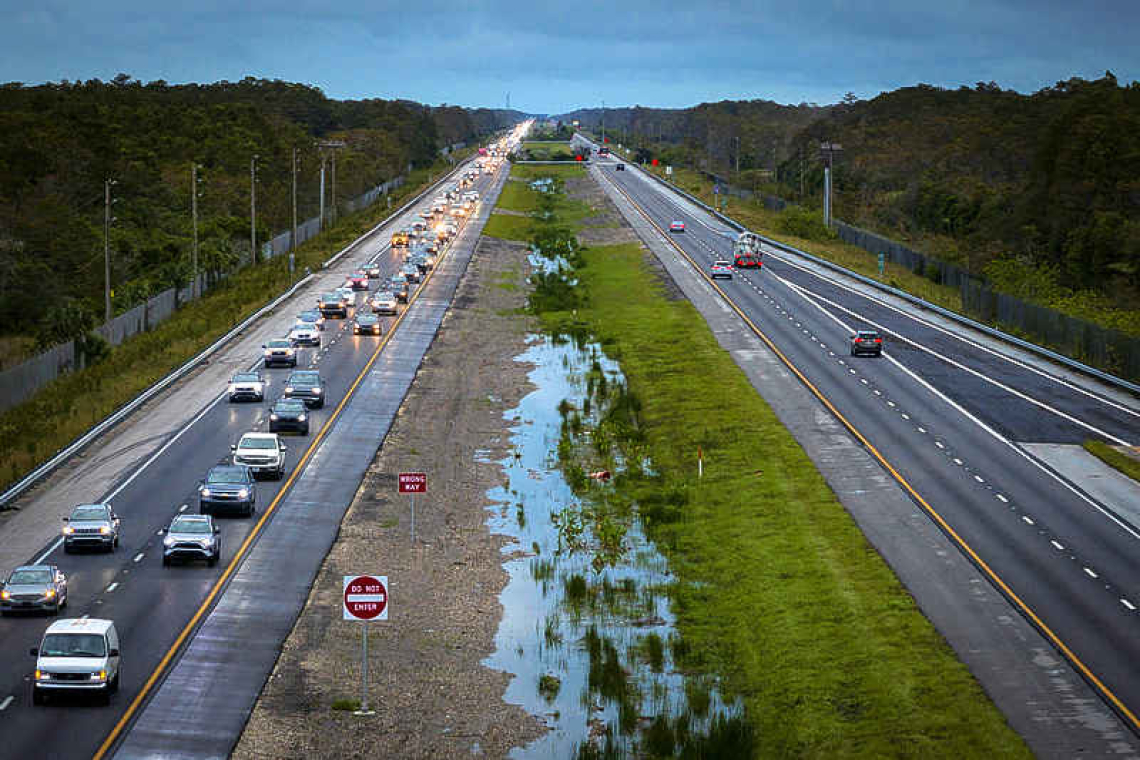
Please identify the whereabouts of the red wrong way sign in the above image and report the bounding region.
[343,575,388,621]
[398,472,427,494]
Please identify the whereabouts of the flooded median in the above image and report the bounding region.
[484,330,746,758]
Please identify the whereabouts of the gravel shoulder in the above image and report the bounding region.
[232,236,546,759]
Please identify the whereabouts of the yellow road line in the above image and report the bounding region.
[598,167,1140,733]
[92,192,471,760]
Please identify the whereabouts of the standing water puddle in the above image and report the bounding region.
[484,334,741,758]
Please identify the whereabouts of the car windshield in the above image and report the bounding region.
[40,633,106,658]
[70,506,108,522]
[289,371,319,382]
[239,437,277,449]
[377,292,394,300]
[170,518,211,535]
[320,293,338,302]
[232,373,260,383]
[357,315,378,324]
[267,340,291,348]
[275,400,305,412]
[207,467,247,484]
[292,324,311,332]
[858,332,879,339]
[9,569,52,585]
[298,313,317,322]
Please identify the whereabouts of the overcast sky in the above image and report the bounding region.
[3,0,1137,113]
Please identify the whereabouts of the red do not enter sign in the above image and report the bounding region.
[398,472,427,494]
[343,575,388,620]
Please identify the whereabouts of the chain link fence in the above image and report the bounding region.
[1,174,408,411]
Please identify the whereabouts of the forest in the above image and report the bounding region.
[0,75,520,343]
[560,73,1140,312]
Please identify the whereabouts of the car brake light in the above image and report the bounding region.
[875,338,882,343]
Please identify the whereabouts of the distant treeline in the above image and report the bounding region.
[0,75,523,335]
[561,73,1140,309]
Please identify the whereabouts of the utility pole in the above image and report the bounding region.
[317,141,346,230]
[103,179,115,322]
[250,155,258,265]
[601,100,605,145]
[290,147,298,275]
[734,135,740,184]
[191,163,201,298]
[330,150,337,225]
[820,141,842,228]
[319,153,326,231]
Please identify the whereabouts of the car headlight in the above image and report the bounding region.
[164,536,176,547]
[99,526,112,535]
[228,384,236,393]
[200,487,211,497]
[0,590,9,600]
[297,414,306,422]
[270,413,278,420]
[62,526,75,535]
[237,488,249,499]
[44,589,55,599]
[285,387,294,393]
[90,670,107,682]
[36,670,49,681]
[264,351,272,357]
[312,388,321,394]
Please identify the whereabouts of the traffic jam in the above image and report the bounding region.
[0,145,509,712]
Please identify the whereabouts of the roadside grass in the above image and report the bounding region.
[0,161,459,495]
[523,141,571,151]
[532,223,1030,750]
[1084,439,1140,483]
[508,164,586,181]
[494,181,542,214]
[482,214,533,242]
[0,334,37,370]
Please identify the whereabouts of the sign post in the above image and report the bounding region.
[398,472,427,542]
[343,574,388,715]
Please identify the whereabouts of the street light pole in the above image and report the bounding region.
[290,147,298,275]
[250,155,258,265]
[319,153,326,232]
[819,141,842,229]
[103,179,114,322]
[191,163,201,298]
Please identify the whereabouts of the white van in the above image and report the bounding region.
[31,617,121,704]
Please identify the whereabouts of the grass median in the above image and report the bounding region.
[0,161,458,495]
[517,165,1030,756]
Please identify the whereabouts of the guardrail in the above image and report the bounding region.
[0,155,480,510]
[604,148,1140,398]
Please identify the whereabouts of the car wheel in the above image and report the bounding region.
[32,688,44,706]
[63,543,72,554]
[110,672,120,694]
[51,602,60,616]
[99,686,112,705]
[162,555,170,566]
[302,426,310,436]
[208,555,218,568]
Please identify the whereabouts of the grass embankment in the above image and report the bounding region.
[512,166,1029,756]
[1084,440,1140,483]
[0,161,455,494]
[482,164,591,242]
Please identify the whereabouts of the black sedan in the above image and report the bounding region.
[198,464,257,517]
[269,398,310,435]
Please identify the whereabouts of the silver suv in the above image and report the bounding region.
[62,503,120,553]
[162,514,221,567]
[1,565,68,616]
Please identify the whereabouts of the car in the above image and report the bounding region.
[450,204,468,218]
[161,514,221,567]
[364,261,382,278]
[268,397,310,435]
[669,220,685,233]
[616,163,625,171]
[231,432,288,480]
[389,277,409,303]
[391,230,409,248]
[710,260,734,280]
[198,464,257,516]
[318,292,348,318]
[62,503,120,553]
[227,370,266,402]
[335,287,357,308]
[284,370,326,409]
[31,618,121,705]
[411,220,428,233]
[297,309,326,330]
[401,264,421,284]
[418,209,434,220]
[409,254,429,274]
[371,291,399,315]
[346,271,370,290]
[353,313,384,336]
[1,565,67,616]
[850,329,884,357]
[262,339,298,368]
[289,322,321,348]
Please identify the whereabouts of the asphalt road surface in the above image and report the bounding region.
[588,144,1140,742]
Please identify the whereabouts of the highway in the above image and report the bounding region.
[587,145,1140,735]
[0,131,521,760]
